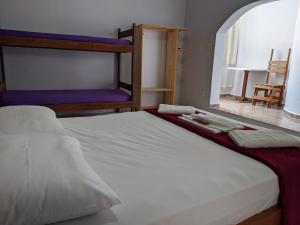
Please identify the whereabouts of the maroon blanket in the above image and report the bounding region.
[146,109,300,225]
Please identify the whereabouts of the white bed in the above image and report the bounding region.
[55,111,279,225]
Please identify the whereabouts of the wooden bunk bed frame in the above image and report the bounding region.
[0,24,142,112]
[238,206,281,225]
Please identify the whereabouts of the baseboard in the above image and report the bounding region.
[210,104,220,108]
[284,109,300,119]
[220,94,243,101]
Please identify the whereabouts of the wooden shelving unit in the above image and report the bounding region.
[135,24,185,108]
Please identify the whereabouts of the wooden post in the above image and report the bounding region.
[0,47,6,91]
[132,24,142,110]
[164,29,179,104]
[116,28,121,89]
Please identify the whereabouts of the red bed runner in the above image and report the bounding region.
[145,109,300,225]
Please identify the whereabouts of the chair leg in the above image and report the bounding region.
[267,101,272,108]
[263,90,268,106]
[278,87,283,107]
[267,90,274,108]
[252,88,258,106]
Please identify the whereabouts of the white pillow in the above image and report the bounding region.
[0,134,121,225]
[0,106,64,134]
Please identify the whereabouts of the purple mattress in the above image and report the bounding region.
[0,89,131,106]
[0,29,131,45]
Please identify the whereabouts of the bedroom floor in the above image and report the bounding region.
[213,96,300,133]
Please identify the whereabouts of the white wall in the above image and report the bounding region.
[181,0,261,108]
[0,0,186,91]
[229,0,299,98]
[284,1,300,116]
[141,31,167,107]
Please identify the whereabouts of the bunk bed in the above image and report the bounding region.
[0,24,142,112]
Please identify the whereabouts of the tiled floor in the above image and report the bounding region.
[213,96,300,133]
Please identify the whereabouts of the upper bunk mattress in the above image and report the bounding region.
[0,89,131,106]
[0,29,131,45]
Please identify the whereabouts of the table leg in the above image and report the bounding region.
[240,70,249,102]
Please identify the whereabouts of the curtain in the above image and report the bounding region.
[220,21,240,95]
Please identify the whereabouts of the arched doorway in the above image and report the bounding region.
[210,0,278,105]
[209,0,300,132]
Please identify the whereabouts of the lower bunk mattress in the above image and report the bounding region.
[0,89,131,106]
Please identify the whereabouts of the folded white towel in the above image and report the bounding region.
[188,114,244,133]
[158,104,195,115]
[179,115,222,134]
[228,130,300,148]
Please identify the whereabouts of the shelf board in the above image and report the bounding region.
[142,88,174,92]
[141,24,186,32]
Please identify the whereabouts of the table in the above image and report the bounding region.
[228,67,267,102]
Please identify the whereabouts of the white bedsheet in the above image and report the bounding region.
[56,111,279,225]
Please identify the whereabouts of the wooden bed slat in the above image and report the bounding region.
[0,36,134,53]
[45,101,133,112]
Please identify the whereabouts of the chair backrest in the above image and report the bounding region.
[266,49,291,87]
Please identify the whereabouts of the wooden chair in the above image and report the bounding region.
[252,49,291,108]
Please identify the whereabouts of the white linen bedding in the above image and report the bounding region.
[0,106,64,135]
[158,104,195,114]
[56,111,279,225]
[229,129,300,148]
[0,134,121,225]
